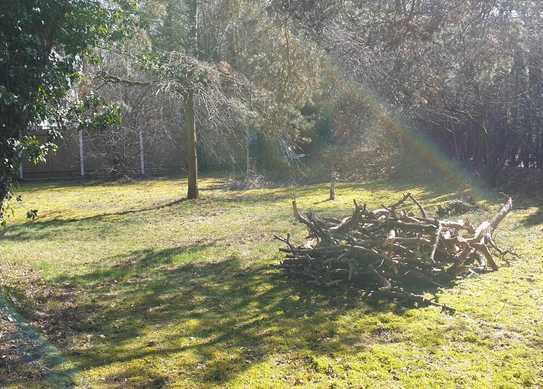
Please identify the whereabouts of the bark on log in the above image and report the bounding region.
[277,194,515,312]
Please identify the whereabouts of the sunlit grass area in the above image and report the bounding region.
[1,177,542,387]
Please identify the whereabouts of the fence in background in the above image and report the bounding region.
[20,129,185,180]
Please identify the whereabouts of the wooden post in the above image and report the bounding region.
[139,128,145,176]
[329,170,337,201]
[79,130,85,177]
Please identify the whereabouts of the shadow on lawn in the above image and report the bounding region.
[5,177,463,243]
[3,198,189,241]
[3,190,294,243]
[521,207,543,227]
[26,243,415,387]
[1,178,473,385]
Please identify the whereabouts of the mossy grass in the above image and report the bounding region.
[1,176,542,387]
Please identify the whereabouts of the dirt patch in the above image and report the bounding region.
[0,304,51,383]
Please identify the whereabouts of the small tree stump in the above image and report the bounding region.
[329,170,338,201]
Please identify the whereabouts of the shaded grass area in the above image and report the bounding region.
[1,177,542,387]
[0,294,74,387]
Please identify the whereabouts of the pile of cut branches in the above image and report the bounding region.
[276,194,514,312]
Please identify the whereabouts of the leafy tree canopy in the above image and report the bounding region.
[0,0,133,223]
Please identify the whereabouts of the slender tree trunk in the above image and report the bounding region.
[184,90,198,199]
[184,0,199,199]
[246,130,251,178]
[0,175,12,223]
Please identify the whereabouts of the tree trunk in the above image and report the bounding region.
[184,90,198,199]
[184,0,199,199]
[246,130,251,178]
[0,176,12,224]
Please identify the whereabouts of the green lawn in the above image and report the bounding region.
[1,176,542,388]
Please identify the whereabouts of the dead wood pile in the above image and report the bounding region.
[276,194,514,312]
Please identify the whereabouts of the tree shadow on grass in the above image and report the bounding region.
[12,243,418,387]
[505,196,543,227]
[5,177,463,242]
[2,188,300,243]
[521,207,543,227]
[0,192,434,245]
[3,198,189,241]
[1,179,476,385]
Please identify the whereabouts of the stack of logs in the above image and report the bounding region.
[276,194,514,312]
